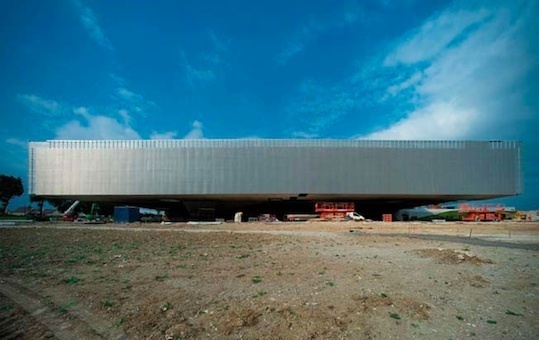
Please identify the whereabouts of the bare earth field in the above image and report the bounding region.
[0,221,537,339]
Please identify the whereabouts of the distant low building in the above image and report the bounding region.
[10,206,34,216]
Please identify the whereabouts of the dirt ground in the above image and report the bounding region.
[0,221,537,339]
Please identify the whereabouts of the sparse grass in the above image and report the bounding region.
[63,276,81,284]
[169,244,185,255]
[325,281,335,287]
[115,317,126,328]
[237,254,250,259]
[58,301,76,314]
[155,274,169,281]
[66,254,87,264]
[505,310,523,316]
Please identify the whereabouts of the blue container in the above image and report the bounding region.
[114,206,140,223]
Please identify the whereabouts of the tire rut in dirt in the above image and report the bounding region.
[0,279,125,339]
[0,292,56,339]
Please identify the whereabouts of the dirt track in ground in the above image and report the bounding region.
[0,221,537,339]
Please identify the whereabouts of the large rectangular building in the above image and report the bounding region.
[28,139,523,217]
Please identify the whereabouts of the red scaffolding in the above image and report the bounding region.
[315,202,355,219]
[459,204,506,222]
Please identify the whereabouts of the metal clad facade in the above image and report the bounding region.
[29,140,522,198]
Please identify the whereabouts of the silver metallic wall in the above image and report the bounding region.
[29,140,522,199]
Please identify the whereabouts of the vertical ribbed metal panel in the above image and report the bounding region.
[29,140,522,197]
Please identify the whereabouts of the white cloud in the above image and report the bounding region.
[74,0,113,50]
[365,102,478,140]
[384,8,491,66]
[184,120,204,139]
[364,1,536,141]
[73,106,90,119]
[55,107,140,140]
[292,131,318,139]
[17,94,61,116]
[385,72,422,97]
[112,87,155,117]
[118,109,131,125]
[115,87,143,103]
[6,138,27,148]
[150,131,177,139]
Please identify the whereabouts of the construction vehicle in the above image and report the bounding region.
[315,202,365,221]
[459,204,506,222]
[63,201,106,223]
[62,200,80,221]
[84,203,106,223]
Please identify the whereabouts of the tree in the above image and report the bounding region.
[30,195,44,217]
[0,175,24,215]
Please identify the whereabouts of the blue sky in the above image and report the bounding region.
[1,0,537,209]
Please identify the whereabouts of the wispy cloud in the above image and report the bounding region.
[286,80,358,138]
[56,107,140,140]
[112,86,157,117]
[277,4,364,65]
[115,87,143,103]
[278,40,309,66]
[184,120,204,139]
[181,49,219,89]
[383,8,492,66]
[364,0,537,140]
[6,138,27,149]
[180,30,230,89]
[110,74,126,86]
[285,0,537,142]
[150,131,177,139]
[17,94,62,116]
[73,0,113,50]
[208,29,230,53]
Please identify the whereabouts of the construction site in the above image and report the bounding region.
[0,139,536,339]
